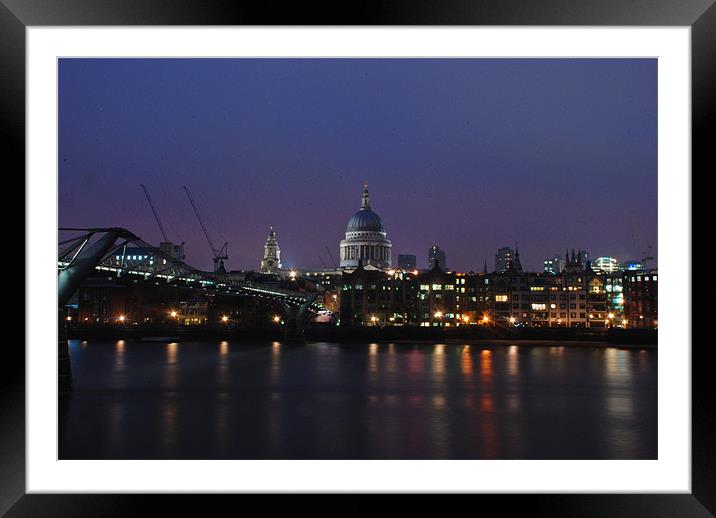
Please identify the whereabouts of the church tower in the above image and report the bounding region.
[260,226,282,273]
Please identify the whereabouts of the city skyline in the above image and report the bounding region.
[59,58,657,272]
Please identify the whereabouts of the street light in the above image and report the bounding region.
[117,315,126,323]
[170,310,178,318]
[273,315,281,323]
[221,315,229,324]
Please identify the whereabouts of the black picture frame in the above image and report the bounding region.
[3,0,710,513]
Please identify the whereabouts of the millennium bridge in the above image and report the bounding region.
[57,227,325,391]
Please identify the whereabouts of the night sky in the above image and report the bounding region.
[59,58,657,272]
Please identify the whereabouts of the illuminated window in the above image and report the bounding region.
[532,303,546,311]
[495,295,508,302]
[530,286,544,291]
[432,284,442,291]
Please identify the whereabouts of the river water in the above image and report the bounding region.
[59,340,657,459]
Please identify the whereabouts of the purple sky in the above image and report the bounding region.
[59,58,657,272]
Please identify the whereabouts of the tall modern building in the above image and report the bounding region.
[543,254,563,274]
[593,256,620,273]
[495,247,514,273]
[339,185,392,269]
[428,246,447,270]
[623,259,645,271]
[260,227,282,273]
[398,254,417,270]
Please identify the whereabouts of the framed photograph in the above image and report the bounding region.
[4,0,711,513]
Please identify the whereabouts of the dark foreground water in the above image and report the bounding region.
[59,340,657,459]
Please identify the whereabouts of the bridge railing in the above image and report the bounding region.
[58,227,326,311]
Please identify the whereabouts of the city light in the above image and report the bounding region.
[434,311,443,318]
[289,271,297,279]
[66,316,72,321]
[170,310,177,318]
[482,314,490,323]
[608,313,615,319]
[462,315,470,323]
[221,315,229,323]
[509,316,516,324]
[117,315,126,323]
[273,315,280,323]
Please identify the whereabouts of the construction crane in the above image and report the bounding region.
[140,184,168,242]
[183,185,228,273]
[324,246,338,269]
[629,213,655,268]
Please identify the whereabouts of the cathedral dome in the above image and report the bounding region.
[339,184,392,270]
[345,184,384,232]
[346,208,384,232]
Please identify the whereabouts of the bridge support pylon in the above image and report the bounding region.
[58,310,72,393]
[281,294,318,345]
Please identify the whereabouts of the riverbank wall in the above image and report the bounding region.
[66,325,657,346]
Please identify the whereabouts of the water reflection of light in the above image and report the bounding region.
[506,394,521,412]
[480,392,494,412]
[217,341,229,388]
[606,395,634,418]
[162,398,177,456]
[432,344,446,380]
[81,340,88,349]
[604,348,633,382]
[369,343,378,375]
[271,341,281,383]
[386,343,397,374]
[114,340,125,373]
[480,349,492,381]
[639,349,649,373]
[432,394,446,409]
[407,349,423,375]
[508,346,519,378]
[167,342,178,364]
[461,347,473,377]
[165,342,179,388]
